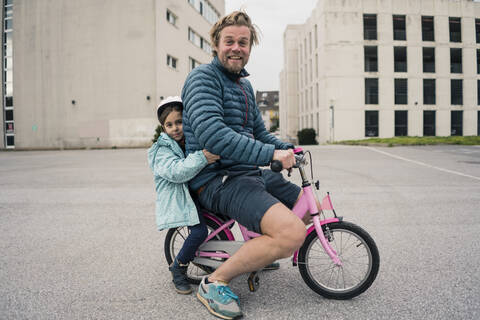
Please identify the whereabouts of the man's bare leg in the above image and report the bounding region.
[208,203,305,283]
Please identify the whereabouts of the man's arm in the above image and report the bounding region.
[182,67,275,166]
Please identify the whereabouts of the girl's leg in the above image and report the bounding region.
[176,213,207,264]
[169,212,207,294]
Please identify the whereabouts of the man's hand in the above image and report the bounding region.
[272,149,295,170]
[202,149,220,164]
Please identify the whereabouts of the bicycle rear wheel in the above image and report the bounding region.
[164,216,229,284]
[298,221,380,299]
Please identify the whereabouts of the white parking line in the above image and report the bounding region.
[367,147,480,182]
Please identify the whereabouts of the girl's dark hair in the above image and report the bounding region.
[158,104,182,126]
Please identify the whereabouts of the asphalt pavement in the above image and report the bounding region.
[0,145,479,320]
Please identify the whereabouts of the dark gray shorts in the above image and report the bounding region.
[197,169,301,234]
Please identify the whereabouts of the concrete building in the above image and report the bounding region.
[1,0,224,149]
[255,90,279,132]
[280,0,480,143]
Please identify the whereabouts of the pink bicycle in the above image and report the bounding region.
[165,148,380,299]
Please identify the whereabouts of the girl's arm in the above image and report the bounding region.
[153,147,207,184]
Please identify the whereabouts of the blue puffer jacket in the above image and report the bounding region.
[181,57,293,191]
[147,133,207,230]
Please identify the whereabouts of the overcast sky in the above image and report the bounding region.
[224,0,319,92]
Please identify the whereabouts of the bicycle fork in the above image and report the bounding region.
[292,216,343,266]
[312,216,343,266]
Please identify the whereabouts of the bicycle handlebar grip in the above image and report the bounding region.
[270,160,283,172]
[293,147,304,154]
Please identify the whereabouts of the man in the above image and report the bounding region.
[182,11,306,320]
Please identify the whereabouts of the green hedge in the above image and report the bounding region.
[297,128,318,145]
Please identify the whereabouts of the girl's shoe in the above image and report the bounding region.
[169,259,192,294]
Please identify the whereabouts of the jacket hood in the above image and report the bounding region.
[148,133,178,170]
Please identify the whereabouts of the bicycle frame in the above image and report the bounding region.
[195,148,343,267]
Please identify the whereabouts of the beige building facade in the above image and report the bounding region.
[1,0,224,149]
[280,0,480,143]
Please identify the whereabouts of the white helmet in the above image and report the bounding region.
[157,96,182,121]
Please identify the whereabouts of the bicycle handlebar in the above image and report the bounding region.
[270,147,305,172]
[270,160,283,172]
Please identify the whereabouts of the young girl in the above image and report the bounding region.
[147,96,219,294]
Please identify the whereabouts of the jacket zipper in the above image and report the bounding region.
[236,80,248,127]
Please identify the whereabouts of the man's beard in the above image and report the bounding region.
[221,56,248,74]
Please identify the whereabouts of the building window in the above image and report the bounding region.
[451,111,463,136]
[394,79,408,104]
[449,17,461,42]
[365,78,379,104]
[364,46,378,72]
[167,54,177,69]
[422,16,434,41]
[477,50,480,74]
[188,27,212,54]
[189,57,201,71]
[478,111,480,136]
[166,9,177,26]
[394,47,407,72]
[423,47,435,73]
[451,79,463,105]
[6,135,14,146]
[188,0,220,24]
[423,111,436,136]
[3,0,13,148]
[5,109,13,121]
[476,19,480,43]
[363,14,377,40]
[365,111,379,137]
[393,15,406,41]
[478,80,480,105]
[450,48,462,73]
[5,122,13,134]
[395,110,408,136]
[424,79,436,105]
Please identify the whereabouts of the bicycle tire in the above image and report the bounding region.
[298,221,380,299]
[164,215,230,284]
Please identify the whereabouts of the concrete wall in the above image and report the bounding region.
[9,0,223,149]
[280,25,302,143]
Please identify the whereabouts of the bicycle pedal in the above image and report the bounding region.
[247,272,260,292]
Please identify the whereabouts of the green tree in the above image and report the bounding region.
[152,125,163,143]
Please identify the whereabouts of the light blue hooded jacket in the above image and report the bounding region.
[147,132,207,230]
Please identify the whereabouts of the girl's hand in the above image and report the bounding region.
[202,149,220,164]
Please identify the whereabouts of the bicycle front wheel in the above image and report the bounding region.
[298,221,380,300]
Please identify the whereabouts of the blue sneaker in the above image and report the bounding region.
[169,259,192,295]
[197,277,242,320]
